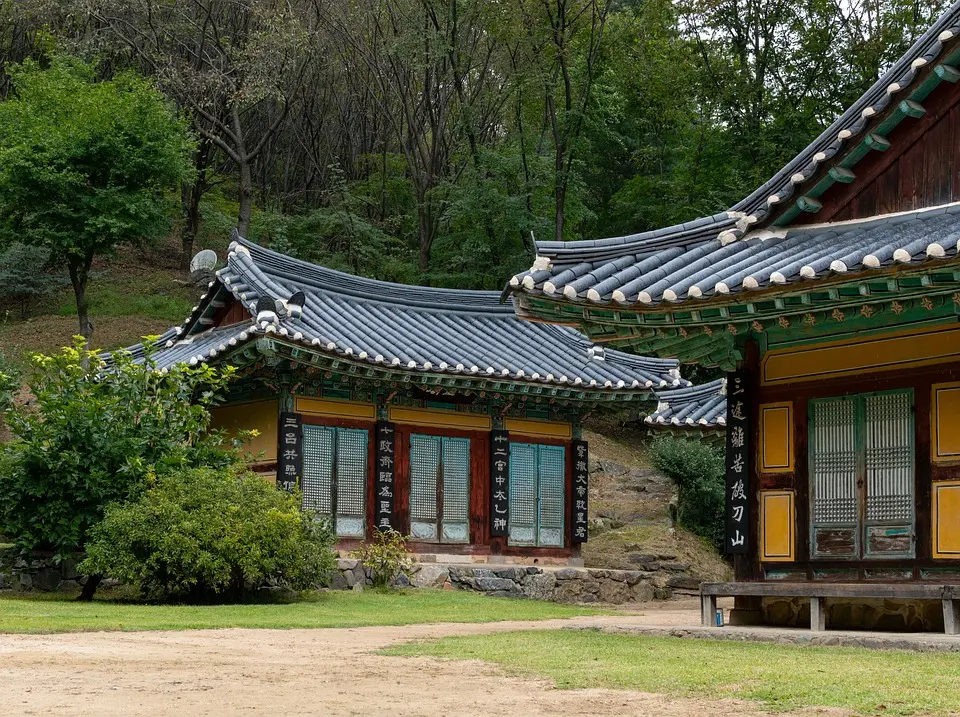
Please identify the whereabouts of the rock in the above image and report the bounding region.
[630,581,655,602]
[554,580,583,602]
[627,554,657,565]
[411,565,449,589]
[394,573,411,588]
[525,566,541,575]
[579,593,599,603]
[554,568,584,580]
[32,567,61,592]
[474,577,518,592]
[653,587,673,600]
[666,575,700,590]
[588,569,609,580]
[337,558,359,571]
[522,573,557,601]
[661,562,692,571]
[493,567,526,581]
[328,572,349,590]
[61,559,81,581]
[352,581,364,593]
[16,573,32,590]
[353,565,366,585]
[598,580,630,604]
[623,571,643,586]
[656,553,679,561]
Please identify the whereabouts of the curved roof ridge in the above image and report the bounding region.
[237,237,514,314]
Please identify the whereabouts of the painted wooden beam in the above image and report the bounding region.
[797,196,823,214]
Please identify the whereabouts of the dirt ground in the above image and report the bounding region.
[0,601,850,717]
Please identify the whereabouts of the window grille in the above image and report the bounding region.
[302,424,368,538]
[809,389,914,560]
[508,442,565,547]
[409,434,471,543]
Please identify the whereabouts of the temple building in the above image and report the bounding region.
[131,237,684,563]
[645,379,726,433]
[507,4,960,629]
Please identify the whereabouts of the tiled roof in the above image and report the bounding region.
[518,202,960,307]
[123,237,687,397]
[509,1,960,304]
[645,379,726,428]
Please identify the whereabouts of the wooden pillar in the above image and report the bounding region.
[810,596,827,631]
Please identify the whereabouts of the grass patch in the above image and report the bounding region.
[384,629,960,715]
[0,589,602,634]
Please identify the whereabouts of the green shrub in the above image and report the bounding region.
[0,243,66,319]
[0,339,235,560]
[81,466,337,602]
[352,529,414,588]
[649,435,725,551]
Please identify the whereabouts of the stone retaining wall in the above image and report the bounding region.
[0,547,86,592]
[329,559,700,604]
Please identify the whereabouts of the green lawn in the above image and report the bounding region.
[0,589,601,634]
[384,629,960,715]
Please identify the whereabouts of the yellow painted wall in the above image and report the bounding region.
[759,402,793,473]
[760,490,794,562]
[932,382,960,462]
[388,406,491,430]
[504,417,572,440]
[933,482,960,559]
[210,399,278,463]
[762,325,960,385]
[294,396,376,421]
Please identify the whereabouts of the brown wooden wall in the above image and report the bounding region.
[744,360,960,583]
[798,71,960,224]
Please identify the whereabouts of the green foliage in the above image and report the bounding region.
[0,339,235,558]
[649,435,724,550]
[352,529,415,588]
[80,466,337,602]
[0,56,194,335]
[0,243,65,318]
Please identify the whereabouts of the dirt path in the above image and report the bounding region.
[0,604,845,717]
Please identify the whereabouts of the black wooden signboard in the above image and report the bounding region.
[375,421,396,531]
[572,440,589,543]
[278,412,303,493]
[490,430,510,537]
[724,371,750,554]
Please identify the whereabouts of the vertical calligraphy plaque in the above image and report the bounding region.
[277,412,303,493]
[572,440,589,543]
[490,430,510,536]
[725,370,751,554]
[375,421,396,531]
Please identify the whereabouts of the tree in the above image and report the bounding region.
[0,57,194,340]
[0,339,236,598]
[0,243,65,319]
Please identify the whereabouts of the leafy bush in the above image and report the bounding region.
[81,466,337,602]
[649,435,725,551]
[352,529,414,588]
[0,339,235,561]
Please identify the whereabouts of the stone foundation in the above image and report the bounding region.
[0,547,86,592]
[329,559,697,604]
[762,595,946,632]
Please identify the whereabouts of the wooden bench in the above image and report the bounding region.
[701,582,960,634]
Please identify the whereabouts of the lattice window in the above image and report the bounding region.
[409,434,470,544]
[865,392,913,523]
[302,425,334,516]
[809,389,914,560]
[442,437,470,543]
[302,424,367,538]
[509,442,565,547]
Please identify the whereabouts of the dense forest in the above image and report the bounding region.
[0,0,951,289]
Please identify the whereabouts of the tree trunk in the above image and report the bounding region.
[77,574,102,602]
[238,158,253,236]
[417,202,432,276]
[68,255,93,342]
[180,180,202,270]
